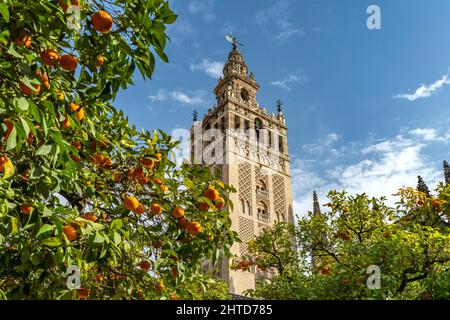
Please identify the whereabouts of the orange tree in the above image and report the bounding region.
[0,0,236,299]
[240,182,450,300]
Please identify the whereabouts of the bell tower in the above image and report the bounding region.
[191,43,294,295]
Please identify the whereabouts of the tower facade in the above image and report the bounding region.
[191,45,294,295]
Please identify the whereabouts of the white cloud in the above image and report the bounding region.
[148,89,207,107]
[253,1,304,42]
[271,72,307,91]
[188,0,216,23]
[190,59,224,78]
[292,130,447,217]
[302,133,340,155]
[394,71,450,101]
[167,17,195,45]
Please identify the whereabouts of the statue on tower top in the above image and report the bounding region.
[277,99,283,114]
[192,110,198,122]
[225,33,243,50]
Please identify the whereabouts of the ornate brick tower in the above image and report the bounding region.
[190,44,294,295]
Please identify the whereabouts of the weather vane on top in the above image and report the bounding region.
[225,33,243,50]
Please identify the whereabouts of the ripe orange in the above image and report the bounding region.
[70,103,80,112]
[76,287,89,299]
[155,282,165,291]
[36,69,49,88]
[0,156,7,172]
[178,217,189,229]
[63,225,78,241]
[155,152,163,162]
[215,197,225,209]
[57,91,65,100]
[139,260,151,271]
[60,54,78,72]
[95,55,105,67]
[172,207,185,219]
[95,274,104,282]
[70,155,81,163]
[150,203,163,215]
[20,203,34,215]
[62,117,70,129]
[204,186,220,201]
[431,199,441,208]
[91,10,113,33]
[133,203,145,215]
[123,195,140,211]
[19,81,41,95]
[417,199,425,206]
[90,153,112,167]
[82,212,97,222]
[40,49,59,66]
[169,294,179,300]
[71,141,82,151]
[199,202,210,211]
[187,221,202,236]
[15,33,32,48]
[77,108,85,121]
[154,178,163,185]
[112,171,122,182]
[140,158,154,169]
[207,234,214,241]
[160,184,169,192]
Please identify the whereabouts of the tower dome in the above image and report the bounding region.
[223,47,248,77]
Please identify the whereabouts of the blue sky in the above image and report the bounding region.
[115,0,450,215]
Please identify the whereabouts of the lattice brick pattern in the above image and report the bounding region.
[273,175,286,216]
[238,162,252,202]
[239,217,254,256]
[255,166,268,186]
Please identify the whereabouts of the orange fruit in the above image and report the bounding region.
[70,155,81,163]
[19,81,41,95]
[95,55,105,67]
[154,178,163,185]
[150,203,163,215]
[139,260,151,271]
[155,282,165,291]
[57,91,65,100]
[76,287,89,299]
[199,202,210,211]
[20,203,34,215]
[187,221,202,236]
[320,267,331,275]
[15,33,32,48]
[178,217,189,229]
[417,199,425,206]
[0,156,7,172]
[160,184,169,192]
[383,232,391,239]
[91,10,113,33]
[70,103,80,112]
[169,294,179,300]
[40,49,59,66]
[95,274,104,282]
[63,225,78,241]
[112,171,122,182]
[133,203,145,215]
[62,117,70,129]
[90,153,112,167]
[204,186,220,201]
[140,158,154,169]
[155,152,162,162]
[60,54,78,72]
[431,199,441,208]
[71,141,82,151]
[207,234,214,241]
[172,207,185,219]
[215,197,225,209]
[82,212,97,222]
[77,108,85,121]
[123,195,140,211]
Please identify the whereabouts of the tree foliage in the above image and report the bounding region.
[0,0,236,299]
[241,182,450,300]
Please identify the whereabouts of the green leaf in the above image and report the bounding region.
[7,43,23,58]
[36,224,54,238]
[113,231,121,246]
[6,126,16,151]
[14,97,29,111]
[42,237,62,247]
[20,117,30,137]
[36,144,52,156]
[93,232,105,244]
[30,252,42,265]
[0,4,9,23]
[110,219,123,231]
[21,248,30,264]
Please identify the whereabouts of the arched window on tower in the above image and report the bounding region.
[256,180,268,198]
[254,118,263,143]
[246,201,251,216]
[241,199,245,214]
[257,201,269,222]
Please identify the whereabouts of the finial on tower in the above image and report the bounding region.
[225,33,243,50]
[277,99,283,114]
[192,110,198,122]
[313,191,321,216]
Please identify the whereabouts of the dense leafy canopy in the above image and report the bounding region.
[0,0,236,299]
